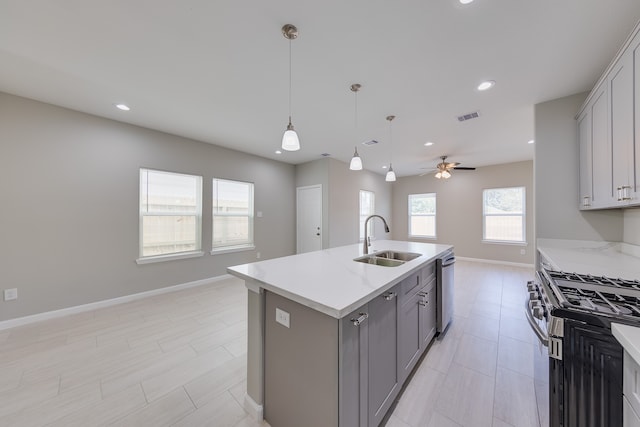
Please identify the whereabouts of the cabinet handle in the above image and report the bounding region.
[622,185,632,201]
[417,291,427,297]
[383,292,396,301]
[582,196,591,208]
[351,313,369,326]
[419,300,429,307]
[617,186,623,202]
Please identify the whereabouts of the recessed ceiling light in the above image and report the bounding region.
[424,142,434,146]
[275,150,282,154]
[382,165,388,169]
[115,104,130,111]
[528,140,535,144]
[459,0,474,4]
[477,80,495,91]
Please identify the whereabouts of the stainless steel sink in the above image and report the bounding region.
[353,250,421,267]
[372,251,421,262]
[353,256,405,267]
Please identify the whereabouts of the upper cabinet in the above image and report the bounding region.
[578,21,640,209]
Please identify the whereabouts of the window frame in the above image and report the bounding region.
[482,186,526,244]
[137,168,203,264]
[408,193,437,239]
[359,190,375,242]
[211,178,255,254]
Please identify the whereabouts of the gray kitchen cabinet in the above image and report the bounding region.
[610,50,635,206]
[367,289,399,427]
[398,265,436,383]
[578,21,640,209]
[578,109,593,209]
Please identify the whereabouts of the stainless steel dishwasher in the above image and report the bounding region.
[436,252,455,333]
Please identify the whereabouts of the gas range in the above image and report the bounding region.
[528,268,640,427]
[535,269,640,328]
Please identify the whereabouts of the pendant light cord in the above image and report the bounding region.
[288,38,292,122]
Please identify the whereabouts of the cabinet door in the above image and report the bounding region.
[633,36,640,204]
[398,292,421,384]
[339,306,369,427]
[578,110,593,209]
[419,280,437,349]
[591,85,614,208]
[610,51,634,206]
[368,290,399,427]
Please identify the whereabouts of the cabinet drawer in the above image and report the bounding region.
[399,273,421,304]
[624,351,640,418]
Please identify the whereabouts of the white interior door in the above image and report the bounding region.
[297,185,323,254]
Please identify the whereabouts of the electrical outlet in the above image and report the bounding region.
[275,308,290,328]
[4,288,18,301]
[520,249,526,255]
[256,252,261,259]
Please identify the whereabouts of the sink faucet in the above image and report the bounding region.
[363,215,390,255]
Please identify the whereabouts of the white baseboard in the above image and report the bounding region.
[0,274,234,332]
[456,256,534,269]
[243,393,264,420]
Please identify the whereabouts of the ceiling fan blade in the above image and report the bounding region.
[445,162,460,168]
[453,167,476,170]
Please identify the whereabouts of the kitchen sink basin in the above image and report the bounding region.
[353,251,421,267]
[353,256,405,267]
[372,250,421,262]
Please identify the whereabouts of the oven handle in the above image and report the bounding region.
[525,299,548,347]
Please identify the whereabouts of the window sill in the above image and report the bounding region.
[409,235,437,240]
[482,240,527,246]
[210,245,256,255]
[136,251,205,265]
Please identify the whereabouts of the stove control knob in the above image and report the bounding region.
[529,291,539,301]
[526,281,536,292]
[533,305,544,320]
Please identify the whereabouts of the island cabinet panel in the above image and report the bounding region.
[398,265,437,383]
[264,291,339,427]
[367,289,400,427]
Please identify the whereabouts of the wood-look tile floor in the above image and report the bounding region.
[0,260,537,427]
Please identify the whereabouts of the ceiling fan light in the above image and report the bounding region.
[435,171,442,179]
[442,170,451,179]
[282,120,300,151]
[385,164,396,182]
[350,148,363,170]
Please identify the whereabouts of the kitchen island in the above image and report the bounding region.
[228,240,453,427]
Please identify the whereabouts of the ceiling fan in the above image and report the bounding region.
[419,156,476,179]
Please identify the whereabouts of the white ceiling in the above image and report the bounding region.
[2,1,640,177]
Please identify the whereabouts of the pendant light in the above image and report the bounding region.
[385,115,397,182]
[281,24,300,151]
[349,83,363,170]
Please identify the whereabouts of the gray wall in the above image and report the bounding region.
[534,92,624,241]
[625,208,640,245]
[295,157,393,249]
[0,92,296,321]
[391,161,535,265]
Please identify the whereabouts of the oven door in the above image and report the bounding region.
[526,299,550,427]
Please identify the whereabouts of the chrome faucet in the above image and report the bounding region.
[363,215,390,255]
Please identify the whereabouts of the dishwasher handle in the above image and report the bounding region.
[440,255,455,267]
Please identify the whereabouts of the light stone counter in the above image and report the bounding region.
[537,238,640,281]
[228,240,453,319]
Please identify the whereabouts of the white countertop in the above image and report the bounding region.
[537,239,640,281]
[613,323,640,365]
[227,240,453,319]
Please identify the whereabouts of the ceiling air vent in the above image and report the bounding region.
[321,153,331,157]
[362,140,379,146]
[457,111,480,122]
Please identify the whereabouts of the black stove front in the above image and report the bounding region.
[528,270,640,427]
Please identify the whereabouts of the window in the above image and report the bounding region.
[359,190,375,241]
[408,193,436,238]
[212,178,254,251]
[483,187,525,243]
[139,168,202,260]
